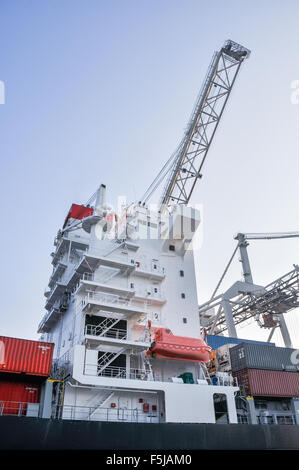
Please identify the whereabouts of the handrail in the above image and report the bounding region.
[85,324,127,340]
[51,404,160,422]
[0,400,38,416]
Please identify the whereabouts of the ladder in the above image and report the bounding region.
[143,355,153,381]
[199,363,212,384]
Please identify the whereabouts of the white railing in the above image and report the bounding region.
[52,404,160,423]
[83,364,237,387]
[82,271,132,286]
[84,364,158,381]
[85,325,127,340]
[0,401,37,416]
[82,292,144,311]
[212,376,238,387]
[257,414,296,425]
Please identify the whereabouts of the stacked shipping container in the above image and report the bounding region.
[0,336,54,416]
[233,369,299,398]
[206,336,275,375]
[0,380,41,415]
[230,342,299,398]
[0,336,54,376]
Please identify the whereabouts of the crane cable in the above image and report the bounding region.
[209,243,239,301]
[139,145,182,204]
[140,55,224,206]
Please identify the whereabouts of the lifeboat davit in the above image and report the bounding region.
[146,328,211,363]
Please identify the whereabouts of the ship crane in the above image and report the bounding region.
[199,232,299,347]
[140,40,250,207]
[61,40,251,237]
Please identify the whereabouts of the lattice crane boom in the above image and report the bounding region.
[159,40,250,207]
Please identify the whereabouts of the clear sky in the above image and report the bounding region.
[1,0,299,346]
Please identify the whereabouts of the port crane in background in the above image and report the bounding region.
[199,232,299,347]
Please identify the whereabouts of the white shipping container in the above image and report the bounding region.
[215,343,238,372]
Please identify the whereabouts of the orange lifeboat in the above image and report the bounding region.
[146,328,211,363]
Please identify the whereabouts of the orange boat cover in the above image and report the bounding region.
[147,328,211,363]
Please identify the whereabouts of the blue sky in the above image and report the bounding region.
[1,0,299,346]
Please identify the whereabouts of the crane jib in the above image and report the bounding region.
[140,40,250,208]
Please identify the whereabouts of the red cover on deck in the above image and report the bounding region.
[63,204,94,228]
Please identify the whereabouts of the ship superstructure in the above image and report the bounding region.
[38,194,239,423]
[38,40,251,424]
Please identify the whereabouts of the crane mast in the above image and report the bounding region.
[160,40,250,207]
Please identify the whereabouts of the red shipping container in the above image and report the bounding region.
[0,336,54,377]
[0,380,40,415]
[233,368,299,397]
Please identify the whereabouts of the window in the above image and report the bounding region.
[169,245,175,252]
[154,288,158,293]
[181,293,185,299]
[130,283,134,289]
[180,270,184,277]
[183,318,187,324]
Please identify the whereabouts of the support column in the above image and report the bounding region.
[236,234,253,284]
[126,353,130,379]
[246,397,258,424]
[221,298,237,338]
[39,380,53,419]
[291,398,299,425]
[279,314,293,348]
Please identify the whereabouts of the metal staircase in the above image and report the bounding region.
[97,348,126,375]
[86,391,115,419]
[97,268,121,285]
[88,317,122,337]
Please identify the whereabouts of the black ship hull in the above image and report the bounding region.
[1,416,299,450]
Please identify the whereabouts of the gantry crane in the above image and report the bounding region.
[199,232,299,347]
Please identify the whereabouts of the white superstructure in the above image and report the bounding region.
[39,186,239,424]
